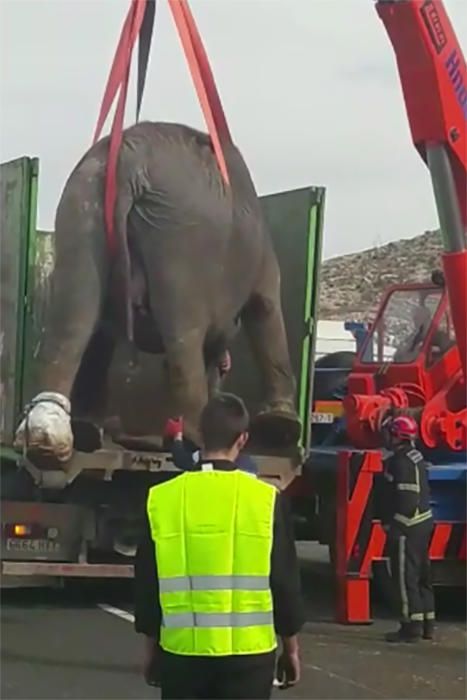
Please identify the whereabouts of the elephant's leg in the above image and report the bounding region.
[38,209,106,398]
[15,205,105,460]
[241,256,301,447]
[161,330,209,447]
[138,259,208,445]
[39,278,102,398]
[67,323,116,453]
[204,343,227,398]
[70,323,116,421]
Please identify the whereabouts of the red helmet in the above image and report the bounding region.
[387,415,418,441]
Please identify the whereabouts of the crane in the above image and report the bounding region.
[344,0,466,453]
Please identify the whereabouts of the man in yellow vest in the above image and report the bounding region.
[135,393,304,699]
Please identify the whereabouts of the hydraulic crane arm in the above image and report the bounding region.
[376,0,466,234]
[376,0,467,380]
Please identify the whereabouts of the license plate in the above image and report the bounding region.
[311,412,335,424]
[6,538,60,554]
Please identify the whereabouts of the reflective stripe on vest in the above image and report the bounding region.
[159,574,270,593]
[163,611,274,628]
[147,469,277,656]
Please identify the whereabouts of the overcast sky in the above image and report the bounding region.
[1,0,466,259]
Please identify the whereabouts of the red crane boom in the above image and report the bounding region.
[344,0,466,452]
[376,0,467,379]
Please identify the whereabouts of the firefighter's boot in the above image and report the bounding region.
[385,621,422,643]
[423,619,435,640]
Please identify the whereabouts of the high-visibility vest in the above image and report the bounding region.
[147,466,277,656]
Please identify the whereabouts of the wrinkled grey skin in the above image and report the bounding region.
[38,121,299,445]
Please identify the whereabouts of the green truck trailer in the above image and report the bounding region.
[0,156,326,584]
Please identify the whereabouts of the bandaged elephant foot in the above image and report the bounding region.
[14,392,74,463]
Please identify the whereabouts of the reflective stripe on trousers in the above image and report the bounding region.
[162,611,274,628]
[394,510,432,527]
[398,535,409,620]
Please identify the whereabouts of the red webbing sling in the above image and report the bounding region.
[93,0,232,259]
[93,0,147,256]
[167,0,231,184]
[137,0,156,122]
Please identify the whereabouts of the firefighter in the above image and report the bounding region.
[393,305,432,363]
[135,393,303,698]
[381,415,435,642]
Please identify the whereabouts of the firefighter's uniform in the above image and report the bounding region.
[382,444,435,641]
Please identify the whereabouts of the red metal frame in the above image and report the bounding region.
[345,282,466,451]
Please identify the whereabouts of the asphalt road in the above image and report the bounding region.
[2,546,466,700]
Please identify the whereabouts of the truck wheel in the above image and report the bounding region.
[313,351,356,400]
[312,351,356,446]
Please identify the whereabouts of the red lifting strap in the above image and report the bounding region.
[93,0,231,257]
[93,0,143,144]
[167,0,231,177]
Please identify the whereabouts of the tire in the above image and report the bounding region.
[310,352,356,569]
[312,351,356,446]
[313,351,356,400]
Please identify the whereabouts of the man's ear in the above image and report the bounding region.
[236,431,249,452]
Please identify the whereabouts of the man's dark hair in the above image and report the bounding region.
[200,393,249,451]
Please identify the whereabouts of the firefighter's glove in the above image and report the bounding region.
[163,417,184,442]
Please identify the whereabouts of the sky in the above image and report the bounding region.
[1,0,466,260]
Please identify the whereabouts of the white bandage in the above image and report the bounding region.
[14,392,73,463]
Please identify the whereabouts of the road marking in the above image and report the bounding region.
[98,603,135,623]
[305,663,387,698]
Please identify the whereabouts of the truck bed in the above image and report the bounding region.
[19,438,302,492]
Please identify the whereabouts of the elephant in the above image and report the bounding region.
[15,121,300,461]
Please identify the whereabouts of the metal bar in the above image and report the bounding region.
[426,145,465,253]
[1,561,134,578]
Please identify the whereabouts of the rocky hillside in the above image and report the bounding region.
[319,230,443,320]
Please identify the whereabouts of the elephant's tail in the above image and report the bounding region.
[112,184,135,346]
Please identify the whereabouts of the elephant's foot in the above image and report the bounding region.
[251,401,301,449]
[71,418,103,452]
[14,392,73,463]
